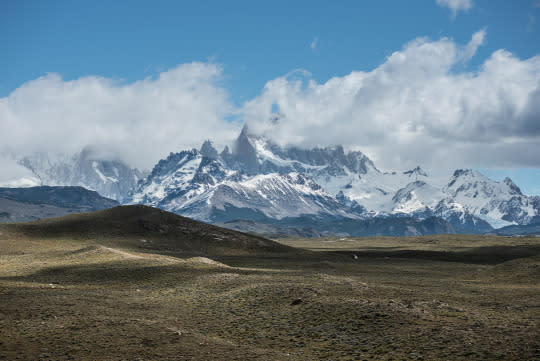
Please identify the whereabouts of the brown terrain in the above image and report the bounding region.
[1,205,539,360]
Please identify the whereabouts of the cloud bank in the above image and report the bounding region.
[242,30,540,170]
[1,31,539,174]
[0,63,240,169]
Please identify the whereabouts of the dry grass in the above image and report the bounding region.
[277,234,540,251]
[0,212,539,360]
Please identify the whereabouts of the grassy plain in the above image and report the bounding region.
[0,207,539,360]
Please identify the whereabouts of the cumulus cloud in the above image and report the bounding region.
[242,30,540,171]
[0,63,241,169]
[436,0,474,18]
[2,31,540,176]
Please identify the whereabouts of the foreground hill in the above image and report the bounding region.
[0,204,294,257]
[0,186,119,223]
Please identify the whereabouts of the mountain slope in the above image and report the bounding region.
[490,222,540,236]
[0,186,119,223]
[1,205,295,256]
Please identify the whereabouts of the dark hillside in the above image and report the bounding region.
[0,186,119,223]
[0,205,295,257]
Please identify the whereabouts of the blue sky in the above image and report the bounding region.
[1,0,540,194]
[2,0,539,101]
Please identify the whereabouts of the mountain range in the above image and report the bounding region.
[4,125,539,235]
[126,126,539,233]
[0,186,119,223]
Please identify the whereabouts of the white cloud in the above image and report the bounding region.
[0,63,241,169]
[436,0,474,18]
[242,30,540,171]
[2,31,540,177]
[310,37,318,51]
[462,28,485,60]
[0,157,39,187]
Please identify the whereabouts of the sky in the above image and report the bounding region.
[1,0,540,194]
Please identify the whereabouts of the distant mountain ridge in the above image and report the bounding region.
[219,216,456,238]
[4,125,539,235]
[0,186,119,223]
[127,125,540,234]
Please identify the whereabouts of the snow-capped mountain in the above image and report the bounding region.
[128,125,539,231]
[129,142,359,222]
[5,125,536,233]
[442,169,539,228]
[14,148,143,202]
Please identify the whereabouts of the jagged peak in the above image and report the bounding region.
[234,124,257,147]
[227,125,379,175]
[241,123,249,133]
[232,124,259,173]
[200,140,218,160]
[503,177,522,195]
[404,166,427,177]
[447,170,522,196]
[151,148,199,174]
[450,168,482,178]
[503,177,514,186]
[220,145,230,156]
[447,168,482,188]
[238,123,259,139]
